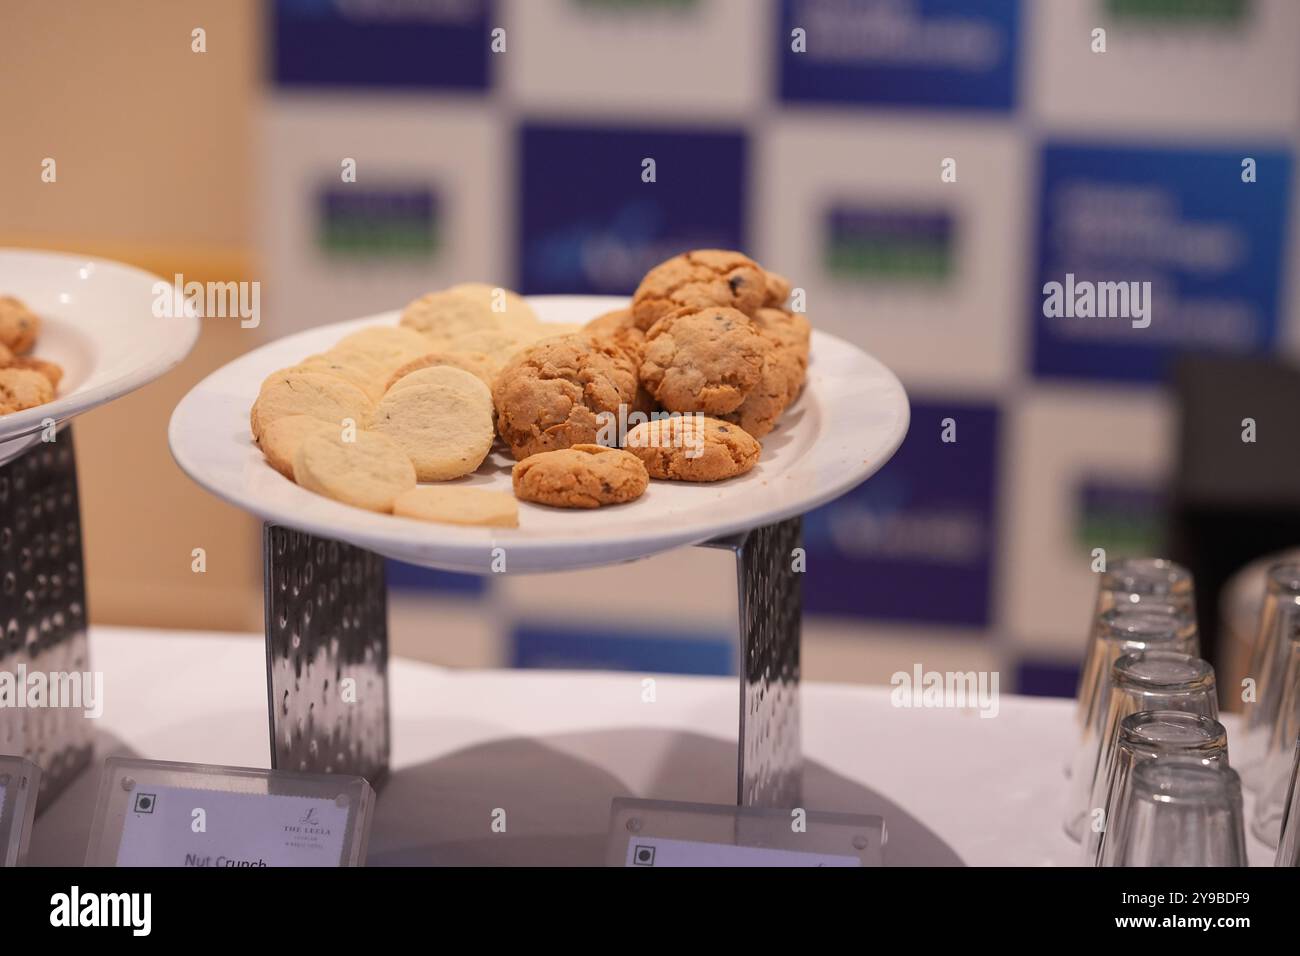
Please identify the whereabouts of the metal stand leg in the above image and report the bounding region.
[260,518,803,809]
[0,427,92,810]
[704,517,804,808]
[263,524,390,785]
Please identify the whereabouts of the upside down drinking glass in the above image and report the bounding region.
[1065,607,1200,841]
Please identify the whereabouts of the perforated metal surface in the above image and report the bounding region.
[737,518,804,808]
[709,517,804,808]
[0,428,92,810]
[264,525,389,785]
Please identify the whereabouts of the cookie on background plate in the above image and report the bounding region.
[393,485,519,528]
[293,429,416,513]
[631,250,767,330]
[493,334,638,460]
[624,415,760,482]
[639,307,769,415]
[0,367,54,414]
[367,365,495,481]
[386,351,501,392]
[0,295,41,354]
[512,444,649,509]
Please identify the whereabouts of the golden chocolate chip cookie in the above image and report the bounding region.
[624,415,760,481]
[492,334,638,460]
[0,367,54,414]
[631,250,767,330]
[639,307,769,415]
[0,296,41,355]
[512,444,648,509]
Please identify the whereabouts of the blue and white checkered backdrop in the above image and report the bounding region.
[259,0,1300,693]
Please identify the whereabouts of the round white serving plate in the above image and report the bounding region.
[169,296,909,574]
[0,248,200,463]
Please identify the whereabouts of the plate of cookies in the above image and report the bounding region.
[169,251,909,573]
[0,248,200,464]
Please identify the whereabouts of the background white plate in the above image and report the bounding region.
[169,296,910,574]
[0,249,200,463]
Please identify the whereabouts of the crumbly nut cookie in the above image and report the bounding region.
[6,356,63,390]
[752,307,811,367]
[0,296,41,354]
[512,444,648,509]
[250,370,373,442]
[719,345,803,438]
[367,366,494,480]
[334,325,430,372]
[259,414,334,479]
[584,308,647,366]
[386,351,501,392]
[393,485,519,528]
[639,307,769,414]
[631,250,767,330]
[624,415,760,482]
[0,367,54,414]
[763,271,792,307]
[293,429,416,513]
[492,335,638,460]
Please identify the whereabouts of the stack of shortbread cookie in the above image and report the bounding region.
[249,251,810,524]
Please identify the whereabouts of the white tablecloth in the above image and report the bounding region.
[28,626,1277,866]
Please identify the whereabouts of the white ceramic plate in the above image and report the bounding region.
[169,296,909,574]
[0,248,200,462]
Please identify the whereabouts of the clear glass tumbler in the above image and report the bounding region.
[1111,759,1247,867]
[1074,559,1196,735]
[1064,608,1200,841]
[1241,564,1300,790]
[1274,734,1300,867]
[1092,711,1228,867]
[1252,617,1300,848]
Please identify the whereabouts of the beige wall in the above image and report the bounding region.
[0,1,264,630]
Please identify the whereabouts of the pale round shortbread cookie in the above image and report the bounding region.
[399,285,537,342]
[392,485,519,528]
[366,366,494,481]
[251,370,373,441]
[292,429,416,513]
[259,414,333,479]
[386,351,501,392]
[300,350,389,401]
[333,325,430,372]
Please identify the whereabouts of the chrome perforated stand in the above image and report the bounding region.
[261,517,803,808]
[263,525,389,785]
[0,427,92,810]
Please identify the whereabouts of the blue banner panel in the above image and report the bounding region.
[1030,143,1291,383]
[802,398,1000,627]
[510,625,733,676]
[778,0,1020,110]
[517,123,748,295]
[272,0,493,90]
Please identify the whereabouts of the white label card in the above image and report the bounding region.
[116,785,351,867]
[625,836,861,868]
